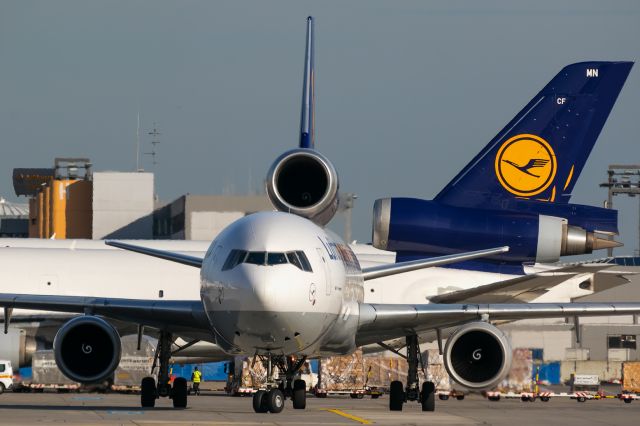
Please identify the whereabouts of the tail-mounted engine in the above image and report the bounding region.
[266,149,339,226]
[53,316,122,383]
[373,198,620,264]
[443,321,512,390]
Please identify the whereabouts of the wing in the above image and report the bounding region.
[428,264,626,304]
[105,241,204,268]
[356,302,640,346]
[0,293,211,336]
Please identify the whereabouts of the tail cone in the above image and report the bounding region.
[593,236,623,251]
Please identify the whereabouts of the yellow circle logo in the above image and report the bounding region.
[495,134,556,197]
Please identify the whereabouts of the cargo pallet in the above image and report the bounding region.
[484,390,640,403]
[314,387,383,399]
[111,385,141,393]
[226,386,256,396]
[15,383,80,393]
[436,390,466,401]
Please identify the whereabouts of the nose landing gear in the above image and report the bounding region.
[251,354,308,413]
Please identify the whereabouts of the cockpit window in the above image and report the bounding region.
[267,252,288,265]
[222,249,312,272]
[296,251,313,272]
[286,252,303,270]
[222,249,247,271]
[245,251,267,265]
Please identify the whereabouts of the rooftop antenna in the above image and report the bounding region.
[135,108,143,171]
[144,123,161,166]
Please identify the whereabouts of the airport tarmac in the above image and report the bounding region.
[0,391,638,425]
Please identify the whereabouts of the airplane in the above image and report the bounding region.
[1,17,640,416]
[372,58,632,275]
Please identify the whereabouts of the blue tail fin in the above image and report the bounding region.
[299,16,315,149]
[435,61,633,208]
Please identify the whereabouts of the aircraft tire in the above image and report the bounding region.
[172,377,188,408]
[421,382,435,412]
[293,380,306,409]
[267,389,285,413]
[253,390,268,413]
[389,381,404,411]
[141,377,156,408]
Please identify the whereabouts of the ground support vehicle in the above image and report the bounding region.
[0,360,13,393]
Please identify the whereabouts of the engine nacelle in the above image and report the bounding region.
[53,316,121,383]
[373,198,619,264]
[444,322,512,390]
[266,149,339,226]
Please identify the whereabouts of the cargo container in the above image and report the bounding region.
[622,362,640,393]
[111,335,155,392]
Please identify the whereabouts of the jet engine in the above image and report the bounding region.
[443,322,512,390]
[373,198,620,264]
[266,149,339,226]
[53,316,122,383]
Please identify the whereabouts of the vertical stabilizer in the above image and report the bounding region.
[299,16,315,149]
[435,62,633,208]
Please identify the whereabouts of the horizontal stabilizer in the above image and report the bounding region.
[361,246,509,281]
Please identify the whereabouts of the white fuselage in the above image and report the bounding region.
[198,212,363,356]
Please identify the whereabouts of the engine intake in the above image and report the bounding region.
[53,316,121,383]
[266,149,339,226]
[444,322,512,390]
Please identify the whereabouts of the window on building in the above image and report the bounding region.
[608,334,637,350]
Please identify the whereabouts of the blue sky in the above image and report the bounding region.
[1,1,639,255]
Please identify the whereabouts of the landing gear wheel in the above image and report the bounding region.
[389,380,404,411]
[624,398,632,404]
[439,394,450,401]
[456,395,465,401]
[292,379,306,409]
[267,389,285,413]
[421,382,435,412]
[172,377,188,408]
[141,377,156,408]
[253,390,268,413]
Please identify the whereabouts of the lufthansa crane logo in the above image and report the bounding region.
[495,134,557,197]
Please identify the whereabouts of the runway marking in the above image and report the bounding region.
[323,409,372,424]
[106,410,144,415]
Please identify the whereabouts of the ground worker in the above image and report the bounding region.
[191,366,202,395]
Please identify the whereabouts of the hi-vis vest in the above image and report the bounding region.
[192,370,202,383]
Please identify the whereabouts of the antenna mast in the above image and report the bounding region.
[144,124,161,166]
